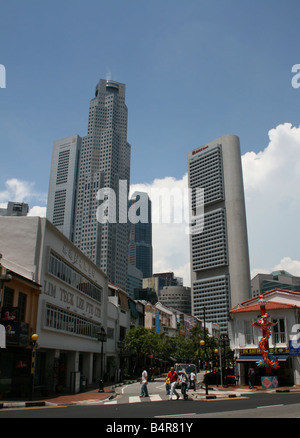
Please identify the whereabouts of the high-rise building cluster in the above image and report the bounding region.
[2,77,300,391]
[47,80,252,333]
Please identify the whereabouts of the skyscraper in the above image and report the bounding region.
[47,135,81,241]
[74,80,131,290]
[188,134,251,333]
[128,191,153,278]
[47,80,131,291]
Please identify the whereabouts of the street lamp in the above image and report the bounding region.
[199,305,208,395]
[117,340,125,383]
[97,327,107,392]
[30,333,39,401]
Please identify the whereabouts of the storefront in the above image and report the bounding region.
[236,348,293,387]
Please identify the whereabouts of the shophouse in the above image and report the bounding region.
[0,258,41,397]
[229,289,300,387]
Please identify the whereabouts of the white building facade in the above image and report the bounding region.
[188,134,251,333]
[47,135,81,241]
[0,216,108,392]
[230,289,300,387]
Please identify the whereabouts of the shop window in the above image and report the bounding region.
[18,293,27,322]
[3,287,14,308]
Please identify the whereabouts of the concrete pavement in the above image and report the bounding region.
[1,379,300,408]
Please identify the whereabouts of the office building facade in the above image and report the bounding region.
[128,191,153,279]
[47,80,131,291]
[188,134,251,333]
[47,135,81,241]
[73,80,131,291]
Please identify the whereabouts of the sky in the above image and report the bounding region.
[1,0,300,288]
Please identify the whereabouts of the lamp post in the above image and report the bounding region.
[200,306,208,395]
[97,327,107,392]
[214,348,219,386]
[117,340,125,383]
[30,333,39,401]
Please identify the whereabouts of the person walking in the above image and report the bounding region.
[166,367,179,400]
[248,366,255,389]
[190,370,197,391]
[179,370,189,400]
[140,368,149,397]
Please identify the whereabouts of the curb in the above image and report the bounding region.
[0,401,54,409]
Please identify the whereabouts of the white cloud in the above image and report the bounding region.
[0,178,47,214]
[242,122,300,277]
[272,257,300,277]
[28,206,47,217]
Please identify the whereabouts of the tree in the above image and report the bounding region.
[124,327,160,375]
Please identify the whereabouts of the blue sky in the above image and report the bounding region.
[1,0,300,285]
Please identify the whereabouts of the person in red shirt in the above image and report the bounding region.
[166,367,180,400]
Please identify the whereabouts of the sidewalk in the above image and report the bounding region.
[0,383,116,409]
[1,381,300,408]
[192,383,300,399]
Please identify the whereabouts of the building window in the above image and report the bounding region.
[3,287,14,308]
[273,319,286,344]
[44,303,101,339]
[18,292,27,321]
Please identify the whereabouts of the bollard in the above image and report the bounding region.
[98,379,104,393]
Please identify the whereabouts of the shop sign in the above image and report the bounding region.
[289,340,300,356]
[0,307,20,345]
[240,348,287,355]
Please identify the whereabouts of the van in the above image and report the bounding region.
[174,363,197,375]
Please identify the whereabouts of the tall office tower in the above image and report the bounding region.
[188,134,251,333]
[73,80,131,290]
[128,191,153,278]
[47,135,81,241]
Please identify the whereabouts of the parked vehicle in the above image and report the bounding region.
[174,363,197,387]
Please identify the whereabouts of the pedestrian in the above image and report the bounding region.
[165,376,171,395]
[179,370,189,400]
[140,368,149,397]
[190,370,197,391]
[166,367,180,400]
[248,366,255,389]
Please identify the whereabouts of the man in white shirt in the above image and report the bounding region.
[140,369,149,397]
[190,370,197,390]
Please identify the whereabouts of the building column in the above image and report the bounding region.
[67,351,79,391]
[293,357,300,386]
[82,352,93,388]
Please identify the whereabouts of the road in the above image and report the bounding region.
[0,379,300,419]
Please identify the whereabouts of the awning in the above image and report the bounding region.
[236,355,289,362]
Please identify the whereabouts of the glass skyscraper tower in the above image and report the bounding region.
[48,80,131,291]
[74,80,131,290]
[128,192,153,278]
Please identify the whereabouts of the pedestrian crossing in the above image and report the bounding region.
[104,394,165,404]
[103,393,191,405]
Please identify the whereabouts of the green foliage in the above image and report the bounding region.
[124,325,223,372]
